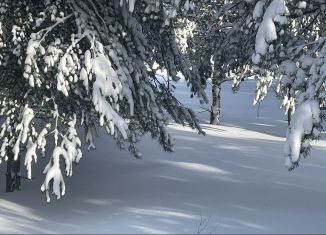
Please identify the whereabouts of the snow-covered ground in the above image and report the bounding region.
[1,80,326,234]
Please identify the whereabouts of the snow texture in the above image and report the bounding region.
[284,100,321,169]
[252,0,289,64]
[1,81,326,233]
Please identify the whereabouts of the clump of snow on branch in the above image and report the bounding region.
[252,0,289,64]
[86,43,130,139]
[13,106,35,161]
[253,73,273,105]
[284,100,320,169]
[41,116,82,203]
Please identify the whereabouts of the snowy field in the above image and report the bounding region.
[1,80,326,234]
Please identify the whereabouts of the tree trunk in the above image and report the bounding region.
[287,86,292,126]
[210,81,221,125]
[6,150,21,192]
[287,108,292,126]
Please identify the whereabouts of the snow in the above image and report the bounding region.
[128,0,136,12]
[24,139,37,180]
[40,116,82,202]
[91,50,129,139]
[13,106,34,161]
[284,100,321,168]
[41,147,68,203]
[120,0,137,12]
[253,0,289,64]
[36,126,49,157]
[1,80,326,233]
[253,0,265,20]
[298,1,307,9]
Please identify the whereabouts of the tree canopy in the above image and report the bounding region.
[249,0,326,169]
[0,0,205,202]
[183,0,326,170]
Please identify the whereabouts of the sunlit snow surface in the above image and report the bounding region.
[1,80,326,234]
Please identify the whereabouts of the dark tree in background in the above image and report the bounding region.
[178,0,256,125]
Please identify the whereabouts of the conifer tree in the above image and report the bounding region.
[0,0,205,202]
[250,0,326,169]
